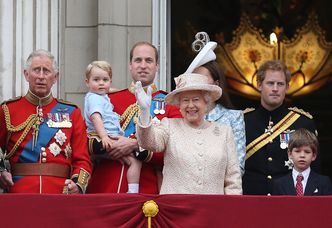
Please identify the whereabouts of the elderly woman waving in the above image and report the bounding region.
[135,73,242,194]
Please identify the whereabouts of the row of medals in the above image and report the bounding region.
[32,107,72,151]
[265,120,291,149]
[153,100,165,115]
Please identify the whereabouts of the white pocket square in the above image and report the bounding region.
[314,188,318,193]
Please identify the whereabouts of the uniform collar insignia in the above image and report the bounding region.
[25,90,53,106]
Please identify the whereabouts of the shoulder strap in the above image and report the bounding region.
[243,107,255,114]
[288,107,313,119]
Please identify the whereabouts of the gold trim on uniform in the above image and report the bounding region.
[87,132,100,155]
[2,103,39,158]
[74,168,90,193]
[288,107,313,119]
[144,151,153,163]
[120,103,140,130]
[243,107,255,114]
[25,90,53,106]
[246,111,301,160]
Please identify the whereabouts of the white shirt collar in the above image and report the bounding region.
[292,167,310,190]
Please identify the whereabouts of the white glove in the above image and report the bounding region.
[134,81,152,126]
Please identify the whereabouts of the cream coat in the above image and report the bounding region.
[137,118,242,194]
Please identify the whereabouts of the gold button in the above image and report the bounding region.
[268,157,273,161]
[267,175,272,179]
[42,158,47,163]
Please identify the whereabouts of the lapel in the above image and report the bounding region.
[304,171,318,196]
[284,172,297,195]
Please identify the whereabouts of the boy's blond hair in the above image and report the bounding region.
[85,61,112,80]
[288,128,318,155]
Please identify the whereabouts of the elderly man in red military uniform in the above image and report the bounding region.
[0,49,92,194]
[87,41,181,194]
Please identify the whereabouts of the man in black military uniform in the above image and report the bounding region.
[243,60,318,195]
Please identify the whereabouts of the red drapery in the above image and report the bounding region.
[1,194,331,227]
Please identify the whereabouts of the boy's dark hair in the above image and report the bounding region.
[288,128,318,154]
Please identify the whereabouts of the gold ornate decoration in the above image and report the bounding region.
[2,104,39,158]
[119,103,140,130]
[142,200,159,228]
[246,111,301,160]
[218,12,332,98]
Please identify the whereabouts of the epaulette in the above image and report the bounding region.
[288,107,313,119]
[1,96,22,105]
[243,107,255,114]
[56,98,78,107]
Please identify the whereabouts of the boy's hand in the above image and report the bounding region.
[101,135,113,152]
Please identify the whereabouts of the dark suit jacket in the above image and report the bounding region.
[273,171,332,196]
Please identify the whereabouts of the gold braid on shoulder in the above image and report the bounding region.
[119,103,141,130]
[2,104,38,158]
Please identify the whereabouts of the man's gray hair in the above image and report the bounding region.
[24,49,58,73]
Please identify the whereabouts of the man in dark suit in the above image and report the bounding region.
[243,60,319,195]
[273,128,332,196]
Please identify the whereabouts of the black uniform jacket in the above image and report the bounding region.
[243,104,317,195]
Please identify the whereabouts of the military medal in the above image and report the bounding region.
[49,142,61,157]
[159,102,165,115]
[47,112,72,128]
[280,132,287,149]
[153,101,160,114]
[64,144,72,159]
[280,141,287,149]
[55,130,67,146]
[280,129,294,149]
[265,119,274,136]
[32,107,44,151]
[60,113,72,128]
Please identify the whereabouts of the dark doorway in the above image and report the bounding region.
[171,0,332,178]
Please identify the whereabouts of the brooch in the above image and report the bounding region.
[54,130,67,146]
[64,144,72,159]
[49,142,61,157]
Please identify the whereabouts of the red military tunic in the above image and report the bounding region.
[0,93,92,193]
[88,86,181,193]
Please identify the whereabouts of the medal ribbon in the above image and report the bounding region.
[13,103,74,182]
[245,111,300,160]
[17,103,74,163]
